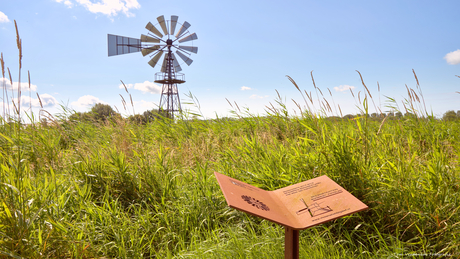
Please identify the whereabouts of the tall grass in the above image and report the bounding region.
[1,22,459,258]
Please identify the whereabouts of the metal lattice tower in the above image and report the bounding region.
[155,43,184,119]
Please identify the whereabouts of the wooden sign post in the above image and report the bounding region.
[214,172,368,259]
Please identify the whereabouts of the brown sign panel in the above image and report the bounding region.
[215,172,368,230]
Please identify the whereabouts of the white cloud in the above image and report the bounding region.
[241,86,251,91]
[444,49,460,65]
[119,83,133,90]
[56,0,141,17]
[119,81,161,94]
[250,94,268,99]
[137,100,156,108]
[56,0,73,7]
[64,0,73,7]
[1,78,38,92]
[36,94,58,108]
[71,95,107,107]
[0,11,9,23]
[334,85,355,92]
[18,94,58,108]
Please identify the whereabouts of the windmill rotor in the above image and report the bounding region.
[108,15,198,119]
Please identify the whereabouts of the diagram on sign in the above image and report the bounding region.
[241,195,270,211]
[295,198,332,217]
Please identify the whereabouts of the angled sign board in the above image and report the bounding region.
[215,171,368,259]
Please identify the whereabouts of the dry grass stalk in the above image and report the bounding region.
[39,109,58,126]
[286,75,311,112]
[1,53,6,119]
[338,104,343,117]
[265,104,276,114]
[291,98,302,114]
[120,80,129,93]
[410,89,420,103]
[310,70,322,111]
[15,20,22,120]
[412,69,420,87]
[234,101,241,112]
[28,70,31,113]
[402,102,408,114]
[11,99,18,114]
[349,89,355,100]
[0,53,4,76]
[119,94,127,111]
[405,85,413,101]
[376,115,388,135]
[129,94,134,114]
[356,70,379,114]
[225,98,234,108]
[7,68,12,85]
[305,90,313,104]
[377,81,382,115]
[310,71,317,89]
[275,89,281,100]
[323,98,332,113]
[317,88,323,96]
[412,69,427,114]
[286,75,300,92]
[36,93,43,109]
[356,70,372,98]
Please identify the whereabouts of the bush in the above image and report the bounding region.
[91,103,118,122]
[442,110,458,121]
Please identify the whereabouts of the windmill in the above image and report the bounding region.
[108,15,198,119]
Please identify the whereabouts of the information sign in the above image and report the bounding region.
[214,172,368,259]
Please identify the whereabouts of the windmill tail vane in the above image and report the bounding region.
[107,15,198,119]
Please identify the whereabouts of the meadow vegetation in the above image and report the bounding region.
[1,21,460,258]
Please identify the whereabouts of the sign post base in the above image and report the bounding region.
[285,226,299,259]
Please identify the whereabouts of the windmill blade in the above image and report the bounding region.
[171,53,182,72]
[141,45,161,56]
[178,46,198,54]
[157,15,169,35]
[176,51,193,66]
[108,34,141,56]
[178,33,198,43]
[148,51,164,68]
[170,15,178,36]
[175,21,191,38]
[141,34,160,43]
[160,56,168,72]
[146,22,163,38]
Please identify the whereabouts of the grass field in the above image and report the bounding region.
[1,22,459,258]
[1,91,459,258]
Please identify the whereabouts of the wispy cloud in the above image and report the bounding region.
[334,85,355,92]
[241,86,251,91]
[18,94,58,108]
[444,49,460,65]
[55,0,141,18]
[0,11,9,23]
[119,81,161,94]
[55,0,73,8]
[71,95,107,107]
[250,94,268,99]
[1,78,38,92]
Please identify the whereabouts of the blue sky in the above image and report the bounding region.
[1,0,459,120]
